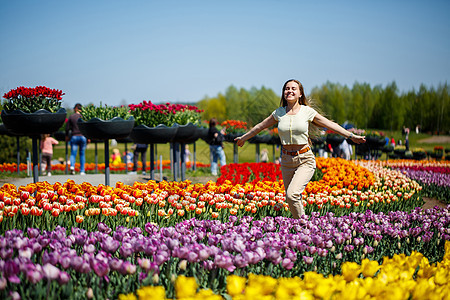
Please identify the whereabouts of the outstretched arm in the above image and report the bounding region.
[312,113,366,144]
[235,115,277,147]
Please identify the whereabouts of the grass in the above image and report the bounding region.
[51,139,282,167]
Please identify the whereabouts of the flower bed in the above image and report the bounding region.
[0,158,448,299]
[123,241,450,299]
[1,207,449,299]
[0,161,210,175]
[383,160,450,203]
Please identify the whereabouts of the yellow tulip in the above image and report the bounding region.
[175,275,198,298]
[226,275,246,296]
[136,286,166,300]
[341,262,361,282]
[118,293,137,300]
[434,268,450,286]
[361,258,380,277]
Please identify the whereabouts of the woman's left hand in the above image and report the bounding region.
[350,134,366,144]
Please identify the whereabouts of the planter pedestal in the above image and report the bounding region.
[78,117,135,186]
[1,108,67,183]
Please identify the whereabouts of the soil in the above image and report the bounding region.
[417,135,450,144]
[421,197,447,210]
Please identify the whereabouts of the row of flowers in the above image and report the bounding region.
[0,161,210,174]
[2,86,64,114]
[383,160,450,203]
[121,241,450,299]
[1,207,449,299]
[2,86,204,128]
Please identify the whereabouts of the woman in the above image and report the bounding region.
[235,79,366,218]
[208,118,226,176]
[66,103,88,175]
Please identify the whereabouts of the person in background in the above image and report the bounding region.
[260,148,269,162]
[185,144,192,168]
[339,138,352,160]
[66,103,88,175]
[110,148,122,166]
[40,133,59,176]
[129,143,148,175]
[123,150,133,165]
[235,79,366,219]
[391,138,396,148]
[405,127,410,151]
[207,118,226,176]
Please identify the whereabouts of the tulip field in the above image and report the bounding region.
[0,157,449,299]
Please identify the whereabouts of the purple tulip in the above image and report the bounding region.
[303,256,314,265]
[214,253,236,272]
[120,261,136,275]
[26,265,43,284]
[42,263,61,281]
[233,254,249,268]
[101,237,120,253]
[27,228,40,238]
[344,245,354,252]
[92,260,110,277]
[187,251,199,263]
[154,250,170,265]
[58,271,70,285]
[97,222,112,234]
[0,247,13,260]
[119,242,134,258]
[281,258,294,270]
[109,258,123,272]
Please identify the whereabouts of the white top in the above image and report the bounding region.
[271,105,317,145]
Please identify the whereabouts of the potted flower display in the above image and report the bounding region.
[77,103,135,186]
[78,103,134,141]
[1,86,67,136]
[129,101,203,144]
[1,86,67,183]
[221,119,247,143]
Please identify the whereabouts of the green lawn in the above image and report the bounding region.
[51,139,281,166]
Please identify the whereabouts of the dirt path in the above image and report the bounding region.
[417,135,450,144]
[422,197,447,210]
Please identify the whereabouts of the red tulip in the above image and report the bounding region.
[51,208,60,217]
[20,191,30,201]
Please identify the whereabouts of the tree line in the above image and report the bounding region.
[198,81,449,134]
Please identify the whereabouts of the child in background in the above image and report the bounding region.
[40,134,59,176]
[260,148,269,162]
[110,148,122,166]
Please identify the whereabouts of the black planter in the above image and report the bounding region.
[1,108,67,137]
[78,117,135,140]
[130,124,179,144]
[0,123,18,137]
[173,123,200,144]
[224,133,243,143]
[366,136,386,150]
[249,134,272,144]
[267,135,281,145]
[311,136,325,145]
[413,152,427,160]
[197,127,210,143]
[326,135,344,147]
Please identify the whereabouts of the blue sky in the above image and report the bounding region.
[1,0,449,109]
